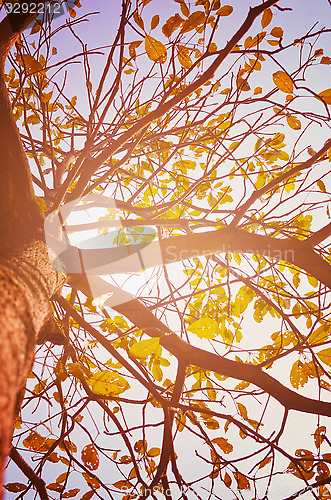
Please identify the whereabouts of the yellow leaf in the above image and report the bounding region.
[317,88,331,105]
[14,415,22,429]
[145,35,167,63]
[254,86,262,94]
[56,472,68,483]
[293,272,300,288]
[113,480,131,490]
[286,115,301,130]
[33,380,47,395]
[187,317,218,339]
[235,380,250,390]
[237,402,248,420]
[20,54,43,73]
[270,26,283,38]
[181,11,205,33]
[62,489,80,498]
[152,362,163,381]
[307,274,318,287]
[177,45,192,68]
[151,14,159,30]
[134,439,147,453]
[317,348,331,366]
[273,71,293,93]
[88,370,130,395]
[129,337,160,359]
[284,181,295,193]
[211,0,220,10]
[36,196,47,212]
[237,76,250,91]
[216,5,233,16]
[83,473,100,489]
[321,56,331,65]
[26,113,40,125]
[175,412,186,431]
[261,8,272,28]
[23,431,46,451]
[267,39,280,46]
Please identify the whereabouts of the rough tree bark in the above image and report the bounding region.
[0,3,65,492]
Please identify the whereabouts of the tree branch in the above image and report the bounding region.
[63,228,331,290]
[67,277,331,418]
[9,447,49,500]
[61,0,280,203]
[230,138,331,227]
[283,475,331,500]
[307,222,331,246]
[111,295,331,417]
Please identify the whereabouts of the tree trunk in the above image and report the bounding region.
[0,242,64,491]
[0,6,66,491]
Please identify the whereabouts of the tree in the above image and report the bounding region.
[0,0,331,498]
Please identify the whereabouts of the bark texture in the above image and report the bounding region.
[0,3,65,491]
[0,242,64,491]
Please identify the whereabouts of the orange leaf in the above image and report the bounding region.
[133,11,144,30]
[270,26,283,38]
[212,437,233,454]
[216,5,233,16]
[162,14,183,37]
[273,71,293,93]
[317,88,331,105]
[286,115,301,130]
[261,8,272,28]
[129,40,142,60]
[181,11,205,33]
[4,484,26,493]
[235,472,250,490]
[151,15,159,30]
[223,472,232,487]
[81,444,100,471]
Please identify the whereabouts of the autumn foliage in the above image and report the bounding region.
[0,0,331,499]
